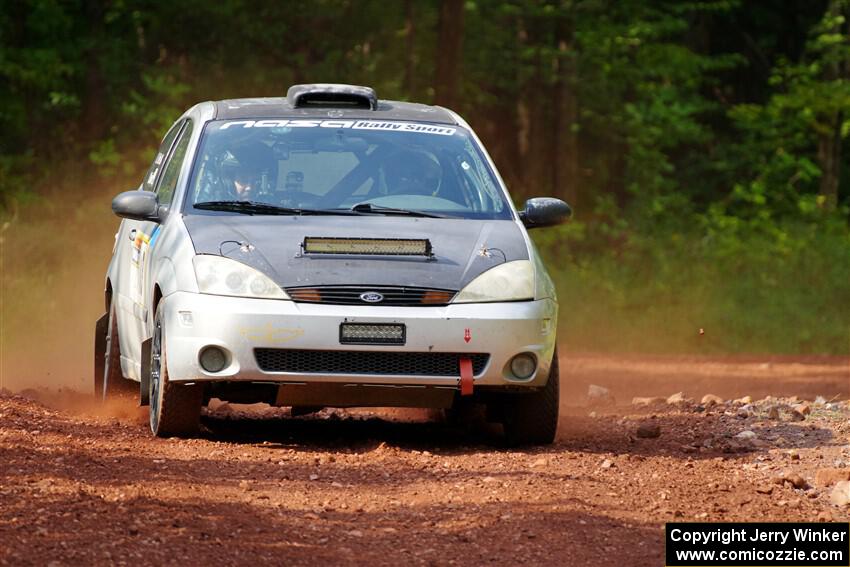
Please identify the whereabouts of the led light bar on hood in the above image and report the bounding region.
[302,237,432,257]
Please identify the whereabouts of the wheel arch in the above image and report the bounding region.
[147,255,178,337]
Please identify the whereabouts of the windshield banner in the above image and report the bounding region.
[219,119,456,136]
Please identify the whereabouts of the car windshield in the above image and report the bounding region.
[186,119,512,219]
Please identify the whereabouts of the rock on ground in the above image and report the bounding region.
[587,384,614,406]
[830,481,850,507]
[632,397,665,407]
[666,392,690,405]
[701,394,724,406]
[815,468,850,488]
[793,403,811,416]
[636,422,661,439]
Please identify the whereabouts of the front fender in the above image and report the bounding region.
[146,215,199,336]
[154,257,179,299]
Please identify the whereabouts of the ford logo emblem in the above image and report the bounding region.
[360,291,384,303]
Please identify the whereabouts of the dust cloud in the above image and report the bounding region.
[0,187,118,393]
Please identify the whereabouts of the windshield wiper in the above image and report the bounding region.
[194,201,362,216]
[349,202,452,218]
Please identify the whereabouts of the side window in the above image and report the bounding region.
[155,120,194,206]
[142,121,183,192]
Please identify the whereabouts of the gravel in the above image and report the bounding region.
[2,355,848,565]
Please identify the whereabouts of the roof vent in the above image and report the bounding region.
[287,84,377,110]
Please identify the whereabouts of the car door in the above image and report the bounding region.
[137,119,194,330]
[118,120,184,373]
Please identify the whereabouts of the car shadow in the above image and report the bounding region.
[200,409,504,452]
[199,403,839,463]
[13,387,839,464]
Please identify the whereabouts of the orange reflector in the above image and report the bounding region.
[289,288,321,302]
[421,290,453,304]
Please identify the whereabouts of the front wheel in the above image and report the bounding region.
[149,303,203,437]
[499,349,560,446]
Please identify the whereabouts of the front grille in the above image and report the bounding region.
[286,285,456,306]
[255,349,489,376]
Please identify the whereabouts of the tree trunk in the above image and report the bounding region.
[817,0,850,209]
[818,112,842,209]
[403,0,417,99]
[433,0,465,109]
[521,17,555,197]
[82,0,106,143]
[553,14,579,208]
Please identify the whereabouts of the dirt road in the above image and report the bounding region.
[1,354,848,566]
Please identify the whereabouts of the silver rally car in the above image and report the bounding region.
[96,84,571,444]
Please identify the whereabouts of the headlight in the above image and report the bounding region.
[453,260,534,303]
[193,255,289,300]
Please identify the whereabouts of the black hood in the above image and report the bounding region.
[182,214,528,290]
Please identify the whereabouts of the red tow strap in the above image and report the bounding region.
[459,357,473,396]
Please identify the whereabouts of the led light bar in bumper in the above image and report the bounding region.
[339,323,406,345]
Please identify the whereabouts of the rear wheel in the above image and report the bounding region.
[499,349,560,446]
[97,301,136,400]
[149,304,203,437]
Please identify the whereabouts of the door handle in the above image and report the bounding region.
[128,228,137,242]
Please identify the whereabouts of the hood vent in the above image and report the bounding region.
[287,84,378,110]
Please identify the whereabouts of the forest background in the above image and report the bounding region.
[1,0,849,380]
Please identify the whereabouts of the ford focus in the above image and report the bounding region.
[95,84,571,444]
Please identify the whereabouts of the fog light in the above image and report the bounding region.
[510,353,536,379]
[199,346,228,373]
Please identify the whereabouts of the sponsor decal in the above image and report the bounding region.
[219,119,456,136]
[464,328,471,343]
[131,231,150,266]
[149,225,162,249]
[239,323,304,344]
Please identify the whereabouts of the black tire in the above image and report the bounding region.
[98,302,136,400]
[149,304,203,437]
[500,349,560,446]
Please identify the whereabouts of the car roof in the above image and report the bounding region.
[211,84,458,125]
[213,98,457,124]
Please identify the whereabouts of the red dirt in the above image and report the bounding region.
[0,353,848,566]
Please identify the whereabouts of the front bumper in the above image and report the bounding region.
[160,291,557,390]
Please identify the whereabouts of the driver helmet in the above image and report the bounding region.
[384,149,441,196]
[221,141,276,198]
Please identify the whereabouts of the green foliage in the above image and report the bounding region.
[728,0,850,212]
[535,208,850,354]
[2,0,849,354]
[575,1,737,206]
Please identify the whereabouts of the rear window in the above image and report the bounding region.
[186,119,512,220]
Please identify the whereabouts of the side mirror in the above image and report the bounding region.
[519,197,572,229]
[112,190,162,222]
